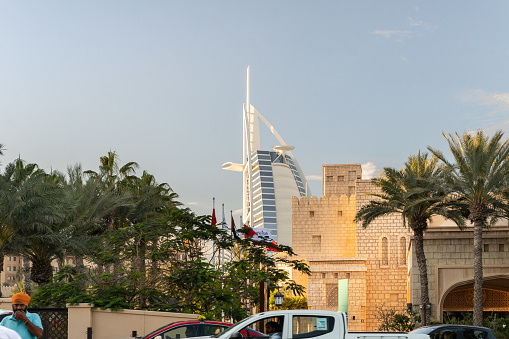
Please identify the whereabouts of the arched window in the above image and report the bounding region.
[400,237,407,265]
[381,237,388,266]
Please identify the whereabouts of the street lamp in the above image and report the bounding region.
[274,291,284,307]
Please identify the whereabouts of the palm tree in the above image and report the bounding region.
[355,152,464,325]
[61,164,132,276]
[429,130,509,326]
[0,158,69,291]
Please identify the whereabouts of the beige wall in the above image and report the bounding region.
[292,165,413,331]
[1,300,198,339]
[67,304,199,339]
[410,226,509,322]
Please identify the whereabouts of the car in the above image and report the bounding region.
[0,309,13,322]
[142,319,265,339]
[409,324,496,339]
[142,320,232,339]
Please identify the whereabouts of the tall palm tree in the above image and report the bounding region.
[0,158,69,291]
[355,152,464,325]
[61,164,132,275]
[429,130,509,326]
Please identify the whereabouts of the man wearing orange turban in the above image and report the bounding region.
[0,292,43,339]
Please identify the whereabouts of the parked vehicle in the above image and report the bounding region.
[142,320,232,339]
[204,310,430,339]
[0,309,12,322]
[410,325,496,339]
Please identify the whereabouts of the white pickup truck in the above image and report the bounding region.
[204,310,429,339]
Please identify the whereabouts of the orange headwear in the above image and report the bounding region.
[11,292,30,306]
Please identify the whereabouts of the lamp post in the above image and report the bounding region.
[274,291,284,308]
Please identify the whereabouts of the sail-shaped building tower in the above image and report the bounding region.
[222,67,310,246]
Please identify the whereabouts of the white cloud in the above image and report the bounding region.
[306,174,322,181]
[371,17,438,41]
[407,17,438,32]
[401,56,408,63]
[460,89,509,110]
[232,208,243,215]
[361,162,378,179]
[187,201,198,205]
[371,30,411,39]
[458,89,509,134]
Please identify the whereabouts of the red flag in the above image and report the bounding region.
[211,198,217,226]
[244,225,256,238]
[266,241,278,252]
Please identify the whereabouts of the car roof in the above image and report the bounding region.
[411,324,492,333]
[143,320,232,339]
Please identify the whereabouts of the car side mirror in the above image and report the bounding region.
[230,332,243,339]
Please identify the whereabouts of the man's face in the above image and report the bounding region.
[12,302,27,313]
[265,325,275,334]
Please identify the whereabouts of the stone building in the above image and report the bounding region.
[292,164,509,331]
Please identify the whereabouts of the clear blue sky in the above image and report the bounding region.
[1,1,509,218]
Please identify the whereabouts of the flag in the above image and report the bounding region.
[243,224,256,238]
[231,212,240,239]
[211,198,217,226]
[266,241,278,252]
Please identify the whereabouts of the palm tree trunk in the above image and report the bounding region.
[22,254,31,295]
[473,220,484,326]
[414,228,431,325]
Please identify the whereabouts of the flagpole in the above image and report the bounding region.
[222,203,225,322]
[212,198,217,267]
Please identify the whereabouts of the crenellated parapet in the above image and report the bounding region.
[292,193,357,260]
[292,194,355,207]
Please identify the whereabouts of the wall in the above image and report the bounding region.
[410,226,509,321]
[67,304,199,339]
[355,180,412,329]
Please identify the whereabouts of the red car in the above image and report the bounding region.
[142,319,264,339]
[142,320,231,339]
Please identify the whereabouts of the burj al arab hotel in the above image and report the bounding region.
[222,67,310,246]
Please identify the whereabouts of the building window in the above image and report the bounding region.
[326,285,339,308]
[7,266,11,271]
[381,237,389,266]
[338,211,342,217]
[312,235,321,252]
[7,257,10,261]
[338,176,344,181]
[348,186,355,196]
[400,237,406,265]
[484,244,490,252]
[346,273,351,279]
[334,273,338,279]
[12,266,15,271]
[322,273,326,279]
[310,211,314,217]
[499,244,505,252]
[326,176,333,182]
[13,257,16,261]
[348,171,356,181]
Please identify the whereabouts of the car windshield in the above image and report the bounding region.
[212,316,254,338]
[410,327,434,334]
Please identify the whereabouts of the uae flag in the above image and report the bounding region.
[231,212,240,239]
[211,198,217,226]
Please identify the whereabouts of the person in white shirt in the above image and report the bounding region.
[0,325,22,339]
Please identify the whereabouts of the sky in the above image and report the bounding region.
[1,1,509,219]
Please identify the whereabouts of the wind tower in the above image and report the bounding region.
[222,66,310,246]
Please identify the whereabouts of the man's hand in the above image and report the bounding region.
[13,310,28,323]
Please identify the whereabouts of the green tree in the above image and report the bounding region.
[429,130,509,326]
[355,152,464,325]
[0,158,69,291]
